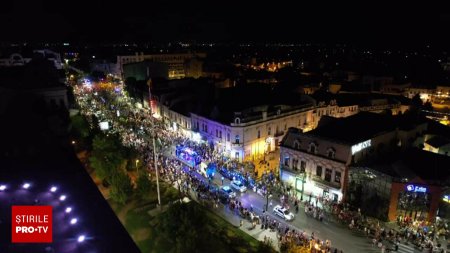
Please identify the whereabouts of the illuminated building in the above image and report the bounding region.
[191,103,315,162]
[279,112,428,202]
[117,52,206,79]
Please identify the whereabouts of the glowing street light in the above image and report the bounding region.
[59,195,67,201]
[0,185,6,191]
[50,186,58,192]
[77,235,85,243]
[65,207,72,214]
[22,183,31,189]
[70,218,78,225]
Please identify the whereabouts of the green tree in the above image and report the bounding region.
[89,134,126,182]
[110,171,133,205]
[157,203,207,253]
[70,114,91,139]
[136,173,153,200]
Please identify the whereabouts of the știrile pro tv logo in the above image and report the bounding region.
[12,206,53,243]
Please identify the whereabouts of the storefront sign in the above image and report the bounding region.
[406,184,427,193]
[443,195,450,203]
[351,140,371,155]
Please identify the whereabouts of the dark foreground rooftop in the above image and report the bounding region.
[0,153,140,253]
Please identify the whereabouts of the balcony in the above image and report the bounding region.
[231,142,243,148]
[280,165,302,175]
[311,175,341,189]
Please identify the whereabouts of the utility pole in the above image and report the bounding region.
[153,135,161,207]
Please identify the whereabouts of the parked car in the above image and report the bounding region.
[230,180,247,193]
[273,205,295,221]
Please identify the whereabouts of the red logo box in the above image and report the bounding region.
[12,206,53,243]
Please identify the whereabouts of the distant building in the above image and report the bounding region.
[123,61,169,81]
[117,52,206,79]
[90,60,120,76]
[184,57,203,78]
[279,113,427,202]
[0,49,63,69]
[423,135,450,156]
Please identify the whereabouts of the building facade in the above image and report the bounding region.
[190,104,316,162]
[279,113,427,203]
[117,52,206,79]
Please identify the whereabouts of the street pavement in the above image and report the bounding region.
[182,159,426,253]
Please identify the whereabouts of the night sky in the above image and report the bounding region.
[1,1,449,47]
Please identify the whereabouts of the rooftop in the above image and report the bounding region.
[307,112,398,145]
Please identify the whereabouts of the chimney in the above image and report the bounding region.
[262,111,267,120]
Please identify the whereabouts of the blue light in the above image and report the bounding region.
[406,184,427,193]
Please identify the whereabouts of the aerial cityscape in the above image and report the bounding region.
[0,2,449,253]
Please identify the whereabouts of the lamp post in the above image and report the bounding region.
[298,172,306,201]
[153,135,161,208]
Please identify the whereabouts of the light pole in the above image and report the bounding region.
[153,135,161,207]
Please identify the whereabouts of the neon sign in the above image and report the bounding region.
[406,184,427,193]
[351,140,371,155]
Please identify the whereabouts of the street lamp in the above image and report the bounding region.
[152,134,161,208]
[296,172,307,201]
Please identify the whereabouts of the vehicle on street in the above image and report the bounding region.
[273,205,295,221]
[220,186,236,199]
[230,180,247,192]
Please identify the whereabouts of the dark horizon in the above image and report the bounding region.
[1,1,450,49]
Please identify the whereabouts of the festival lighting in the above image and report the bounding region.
[50,186,58,192]
[65,207,72,214]
[59,195,67,201]
[0,185,6,191]
[22,183,31,189]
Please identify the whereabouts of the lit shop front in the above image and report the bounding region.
[388,182,441,222]
[280,169,343,202]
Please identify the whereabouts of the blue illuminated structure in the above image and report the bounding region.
[406,184,427,193]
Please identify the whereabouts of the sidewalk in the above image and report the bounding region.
[215,205,280,252]
[186,186,281,251]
